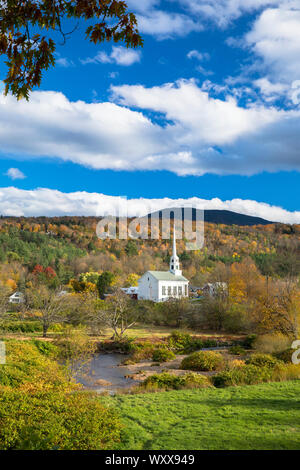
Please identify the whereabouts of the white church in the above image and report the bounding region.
[138,230,189,302]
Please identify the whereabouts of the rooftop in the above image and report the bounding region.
[146,271,188,282]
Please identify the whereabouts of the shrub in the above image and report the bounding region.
[229,345,246,356]
[228,359,246,369]
[274,349,294,363]
[181,351,224,372]
[31,339,58,357]
[0,389,122,450]
[129,342,156,363]
[99,337,136,354]
[168,331,199,353]
[141,372,211,391]
[0,321,42,333]
[253,333,291,354]
[272,363,300,382]
[241,334,257,349]
[152,348,175,363]
[245,353,281,368]
[212,365,273,388]
[0,340,70,389]
[167,332,220,354]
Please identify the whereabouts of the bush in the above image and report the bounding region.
[141,372,211,391]
[31,339,58,357]
[0,389,122,450]
[253,333,292,354]
[245,353,281,368]
[272,363,300,382]
[167,332,219,354]
[229,345,246,356]
[0,339,122,450]
[181,351,224,372]
[0,340,69,389]
[99,337,136,354]
[241,334,257,349]
[152,348,175,363]
[129,342,156,363]
[168,331,200,353]
[213,362,300,388]
[212,365,273,388]
[274,349,294,363]
[0,321,42,333]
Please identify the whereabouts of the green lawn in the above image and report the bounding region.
[102,381,300,450]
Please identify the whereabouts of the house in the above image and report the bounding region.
[202,282,228,298]
[120,287,139,300]
[138,229,189,302]
[9,291,25,304]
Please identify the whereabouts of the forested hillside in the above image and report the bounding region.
[0,216,299,289]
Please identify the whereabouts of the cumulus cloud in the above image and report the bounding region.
[253,77,288,101]
[136,10,203,39]
[81,46,141,66]
[178,0,286,27]
[245,7,300,83]
[5,168,26,180]
[0,187,299,223]
[0,80,300,176]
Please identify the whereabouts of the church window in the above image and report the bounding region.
[178,286,182,296]
[185,285,188,296]
[173,286,177,295]
[162,286,166,295]
[168,286,171,295]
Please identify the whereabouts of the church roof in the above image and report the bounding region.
[147,271,188,282]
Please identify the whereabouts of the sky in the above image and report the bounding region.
[1,0,300,222]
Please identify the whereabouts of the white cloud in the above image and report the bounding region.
[187,50,210,61]
[179,0,286,27]
[5,168,26,180]
[0,187,299,223]
[245,7,300,83]
[56,57,74,68]
[0,81,300,176]
[81,46,141,66]
[136,10,203,39]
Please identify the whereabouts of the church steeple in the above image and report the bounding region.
[170,225,182,275]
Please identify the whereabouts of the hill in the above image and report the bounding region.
[148,208,273,226]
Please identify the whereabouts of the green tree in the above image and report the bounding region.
[97,271,115,299]
[0,0,142,99]
[125,240,139,257]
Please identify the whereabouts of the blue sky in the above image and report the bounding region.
[0,0,300,222]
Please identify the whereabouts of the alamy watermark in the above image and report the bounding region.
[0,341,6,365]
[96,203,204,251]
[291,80,300,105]
[291,340,300,365]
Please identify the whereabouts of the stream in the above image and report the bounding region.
[74,353,137,394]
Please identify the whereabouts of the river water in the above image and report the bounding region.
[74,353,136,393]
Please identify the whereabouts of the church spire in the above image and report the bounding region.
[170,224,182,276]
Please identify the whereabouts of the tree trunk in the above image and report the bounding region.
[43,323,48,338]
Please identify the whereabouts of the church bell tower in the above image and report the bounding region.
[170,226,182,276]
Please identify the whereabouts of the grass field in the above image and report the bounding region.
[102,381,300,450]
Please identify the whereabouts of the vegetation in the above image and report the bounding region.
[102,381,300,449]
[140,372,211,391]
[152,348,175,363]
[181,351,224,372]
[0,1,142,99]
[0,339,122,450]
